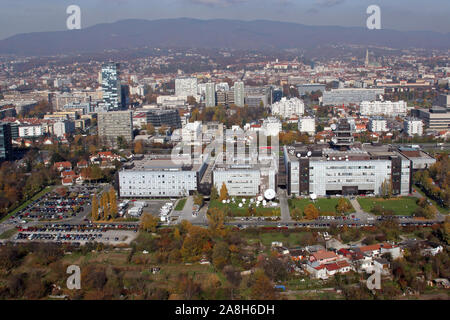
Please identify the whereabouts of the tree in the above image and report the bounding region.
[336,198,352,214]
[193,192,204,207]
[146,123,155,135]
[210,185,219,201]
[250,269,276,300]
[212,241,230,270]
[207,207,226,237]
[304,204,319,220]
[140,213,159,233]
[291,207,303,221]
[101,192,109,220]
[380,178,393,199]
[219,183,229,201]
[158,125,168,135]
[134,140,144,154]
[91,195,99,221]
[108,188,118,218]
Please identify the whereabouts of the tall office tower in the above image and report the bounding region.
[205,82,216,107]
[175,78,198,97]
[234,81,245,107]
[0,123,12,161]
[97,111,133,146]
[101,62,121,111]
[271,87,283,104]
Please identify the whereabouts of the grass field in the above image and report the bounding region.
[209,199,281,217]
[174,198,187,211]
[288,198,355,215]
[0,186,53,223]
[357,197,419,215]
[0,228,18,240]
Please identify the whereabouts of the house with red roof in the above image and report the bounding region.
[309,250,340,265]
[54,161,72,172]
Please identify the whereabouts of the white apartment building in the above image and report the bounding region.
[298,117,316,135]
[18,125,43,138]
[360,100,407,116]
[404,118,423,136]
[368,117,388,133]
[262,117,282,136]
[175,77,198,97]
[205,82,216,107]
[234,81,245,107]
[182,121,203,144]
[53,120,75,138]
[271,97,305,118]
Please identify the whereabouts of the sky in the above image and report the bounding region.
[1,0,449,40]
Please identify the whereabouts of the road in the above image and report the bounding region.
[279,190,292,222]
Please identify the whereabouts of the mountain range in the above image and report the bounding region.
[1,18,449,56]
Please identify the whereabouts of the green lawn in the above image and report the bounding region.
[209,198,281,217]
[174,198,187,211]
[357,197,419,216]
[0,186,53,223]
[288,198,355,215]
[0,228,18,240]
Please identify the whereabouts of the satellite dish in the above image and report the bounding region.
[296,153,302,158]
[264,189,276,200]
[307,151,312,157]
[331,124,337,131]
[222,200,226,204]
[238,203,243,208]
[257,195,263,202]
[310,194,317,200]
[242,198,246,203]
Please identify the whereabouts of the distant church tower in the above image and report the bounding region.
[365,49,370,67]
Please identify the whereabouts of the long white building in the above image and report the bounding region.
[284,144,413,197]
[119,156,208,198]
[271,97,305,118]
[360,100,407,116]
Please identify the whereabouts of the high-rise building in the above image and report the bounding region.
[0,123,12,161]
[234,81,245,107]
[175,78,198,97]
[205,82,216,107]
[404,118,423,136]
[271,97,305,118]
[101,62,121,111]
[98,111,133,146]
[368,117,388,133]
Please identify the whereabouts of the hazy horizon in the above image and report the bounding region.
[1,0,450,40]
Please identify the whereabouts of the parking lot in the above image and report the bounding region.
[10,185,101,223]
[13,223,138,244]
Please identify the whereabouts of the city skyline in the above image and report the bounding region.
[1,0,450,40]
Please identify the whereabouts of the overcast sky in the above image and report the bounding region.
[1,0,449,40]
